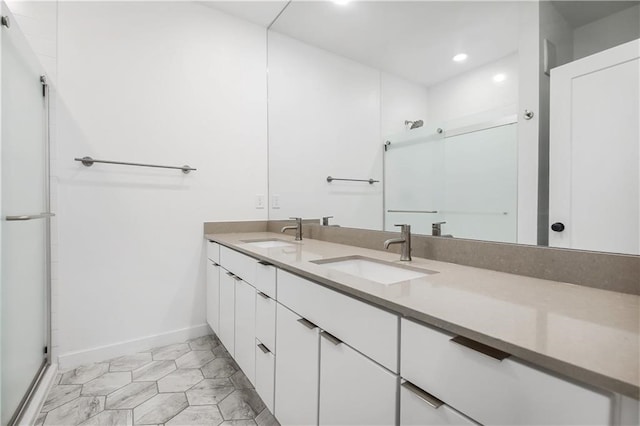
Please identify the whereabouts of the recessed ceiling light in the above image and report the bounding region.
[493,73,507,83]
[333,0,351,5]
[452,53,468,63]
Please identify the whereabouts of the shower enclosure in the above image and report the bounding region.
[384,117,518,242]
[1,3,52,424]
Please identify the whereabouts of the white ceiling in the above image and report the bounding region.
[269,1,520,87]
[200,1,288,27]
[551,1,639,28]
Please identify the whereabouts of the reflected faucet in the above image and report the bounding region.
[432,221,446,236]
[281,217,303,241]
[384,224,412,261]
[322,216,334,226]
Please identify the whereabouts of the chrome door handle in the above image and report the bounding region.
[231,275,242,281]
[401,381,444,409]
[257,260,272,266]
[257,343,271,354]
[225,272,235,277]
[6,212,55,221]
[296,317,317,330]
[450,336,510,361]
[257,291,269,299]
[320,331,342,345]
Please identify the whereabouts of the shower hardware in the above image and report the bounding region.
[524,110,534,120]
[327,176,379,184]
[1,15,9,28]
[405,119,424,129]
[74,156,196,173]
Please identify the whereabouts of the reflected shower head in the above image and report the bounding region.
[405,120,424,129]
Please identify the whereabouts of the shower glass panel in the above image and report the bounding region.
[1,4,50,424]
[385,122,518,242]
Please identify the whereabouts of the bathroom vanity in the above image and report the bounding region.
[204,230,639,426]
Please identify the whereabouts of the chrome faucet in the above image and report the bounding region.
[432,221,446,236]
[281,217,303,241]
[384,224,412,261]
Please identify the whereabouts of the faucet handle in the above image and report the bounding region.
[322,216,334,226]
[289,217,302,222]
[394,223,410,228]
[432,221,446,225]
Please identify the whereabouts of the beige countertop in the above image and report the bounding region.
[205,232,640,399]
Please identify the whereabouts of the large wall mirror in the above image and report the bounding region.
[224,0,639,255]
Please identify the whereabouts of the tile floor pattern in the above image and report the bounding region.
[36,335,280,426]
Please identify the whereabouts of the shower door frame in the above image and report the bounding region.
[1,3,52,424]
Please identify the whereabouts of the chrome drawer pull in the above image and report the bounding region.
[6,212,55,221]
[232,275,242,282]
[296,317,317,330]
[450,336,510,361]
[321,331,342,345]
[401,381,444,409]
[257,343,271,354]
[211,261,219,267]
[257,260,273,266]
[226,272,235,277]
[257,291,270,299]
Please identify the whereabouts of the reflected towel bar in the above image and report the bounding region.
[327,176,379,184]
[74,156,196,173]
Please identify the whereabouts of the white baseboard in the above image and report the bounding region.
[58,323,212,370]
[17,363,58,426]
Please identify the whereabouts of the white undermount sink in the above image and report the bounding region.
[241,239,295,248]
[312,256,436,285]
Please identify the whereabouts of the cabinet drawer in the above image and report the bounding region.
[219,271,236,356]
[206,260,220,334]
[255,293,276,353]
[319,332,398,425]
[400,381,477,426]
[278,270,398,372]
[255,338,275,413]
[401,319,612,425]
[220,246,256,285]
[207,241,220,263]
[255,261,276,299]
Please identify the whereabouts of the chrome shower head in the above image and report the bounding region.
[405,120,424,129]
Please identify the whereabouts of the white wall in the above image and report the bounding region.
[267,31,429,230]
[426,53,519,129]
[55,2,268,367]
[574,4,640,60]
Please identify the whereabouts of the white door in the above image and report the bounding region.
[206,260,220,334]
[1,4,51,424]
[318,332,397,426]
[219,270,235,355]
[274,303,320,426]
[234,278,256,384]
[549,39,639,254]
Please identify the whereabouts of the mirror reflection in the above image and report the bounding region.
[263,1,639,255]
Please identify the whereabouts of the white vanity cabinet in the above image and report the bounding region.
[218,270,236,356]
[401,318,613,425]
[400,381,477,426]
[234,277,256,384]
[319,332,397,425]
[206,241,221,333]
[275,303,320,426]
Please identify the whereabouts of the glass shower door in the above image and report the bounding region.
[1,3,50,425]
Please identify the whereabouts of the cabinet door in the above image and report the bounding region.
[206,260,221,334]
[319,332,397,425]
[219,270,236,356]
[235,278,256,384]
[400,381,477,426]
[255,292,276,353]
[255,339,275,413]
[275,303,320,426]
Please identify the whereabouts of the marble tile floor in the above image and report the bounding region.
[37,335,280,426]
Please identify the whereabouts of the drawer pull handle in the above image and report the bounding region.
[257,260,273,266]
[296,317,317,330]
[232,275,243,282]
[257,343,271,354]
[321,331,342,345]
[401,381,444,409]
[450,336,510,361]
[257,291,270,299]
[210,261,219,267]
[226,272,235,277]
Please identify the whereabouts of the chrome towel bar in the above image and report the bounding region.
[74,156,196,174]
[327,176,379,184]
